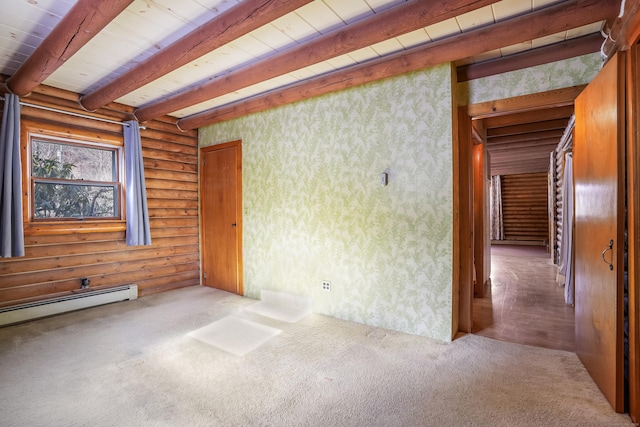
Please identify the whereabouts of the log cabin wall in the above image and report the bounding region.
[0,82,200,307]
[553,128,574,264]
[500,172,549,245]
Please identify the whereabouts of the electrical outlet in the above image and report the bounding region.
[322,280,331,292]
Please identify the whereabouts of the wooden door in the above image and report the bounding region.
[574,53,625,412]
[200,141,243,294]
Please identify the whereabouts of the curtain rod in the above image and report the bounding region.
[1,95,144,129]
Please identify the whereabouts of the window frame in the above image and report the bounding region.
[22,121,126,235]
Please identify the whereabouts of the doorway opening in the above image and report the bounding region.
[463,93,580,352]
[475,171,575,352]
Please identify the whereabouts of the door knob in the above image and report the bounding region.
[601,239,614,271]
[231,223,237,227]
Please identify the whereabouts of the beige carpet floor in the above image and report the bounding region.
[0,286,633,426]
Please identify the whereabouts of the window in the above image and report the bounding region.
[30,137,122,220]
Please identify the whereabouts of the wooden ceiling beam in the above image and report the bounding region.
[491,162,550,169]
[491,167,549,176]
[603,0,640,58]
[457,33,603,82]
[178,0,617,130]
[486,140,560,152]
[488,136,560,147]
[491,158,551,165]
[487,129,564,144]
[487,119,569,137]
[490,163,549,176]
[134,0,500,122]
[491,159,550,168]
[482,106,574,128]
[489,146,555,163]
[5,0,133,96]
[79,0,312,112]
[490,147,554,162]
[468,85,586,119]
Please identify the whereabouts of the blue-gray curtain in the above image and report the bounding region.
[124,120,151,246]
[0,94,25,258]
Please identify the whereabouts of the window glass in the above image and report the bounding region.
[31,139,120,219]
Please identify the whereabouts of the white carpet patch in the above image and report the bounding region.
[188,316,281,356]
[243,290,312,323]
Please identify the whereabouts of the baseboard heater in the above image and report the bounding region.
[0,284,138,327]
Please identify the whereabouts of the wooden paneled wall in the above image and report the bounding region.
[0,83,200,307]
[501,173,549,244]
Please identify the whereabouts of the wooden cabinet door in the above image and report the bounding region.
[574,53,625,412]
[200,141,243,294]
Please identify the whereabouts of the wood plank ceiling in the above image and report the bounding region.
[0,0,635,175]
[484,106,573,176]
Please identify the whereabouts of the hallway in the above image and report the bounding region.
[473,245,575,352]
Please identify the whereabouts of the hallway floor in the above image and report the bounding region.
[473,245,575,352]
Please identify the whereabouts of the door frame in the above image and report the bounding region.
[626,41,640,421]
[454,106,474,334]
[457,86,584,336]
[199,140,243,295]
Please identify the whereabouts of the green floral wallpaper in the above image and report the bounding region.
[458,53,602,105]
[200,64,456,341]
[198,50,602,342]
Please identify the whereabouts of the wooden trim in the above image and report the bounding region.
[455,106,474,335]
[487,119,569,137]
[488,130,564,144]
[483,106,575,129]
[616,52,628,415]
[473,143,485,297]
[468,86,586,119]
[235,142,244,296]
[24,221,126,236]
[21,119,126,229]
[453,108,461,336]
[626,42,640,423]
